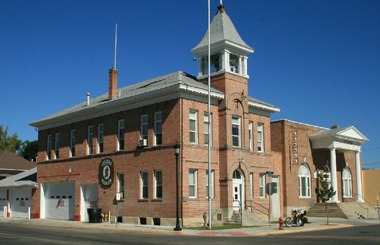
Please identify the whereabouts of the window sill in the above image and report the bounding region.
[152,199,163,202]
[138,199,149,202]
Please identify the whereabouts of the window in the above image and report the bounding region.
[249,173,253,199]
[87,126,93,155]
[232,116,241,147]
[189,110,198,144]
[154,112,162,145]
[189,169,198,198]
[298,164,311,198]
[206,170,214,198]
[46,135,52,160]
[259,173,266,198]
[342,168,352,198]
[118,119,125,150]
[140,171,148,199]
[257,123,264,152]
[70,130,76,157]
[141,114,148,141]
[154,170,162,199]
[204,112,212,146]
[54,133,60,159]
[249,121,253,151]
[117,173,124,199]
[98,124,104,153]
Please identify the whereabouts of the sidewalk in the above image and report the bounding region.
[1,217,379,237]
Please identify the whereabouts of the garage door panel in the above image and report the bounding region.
[10,187,32,218]
[44,182,75,220]
[0,189,6,217]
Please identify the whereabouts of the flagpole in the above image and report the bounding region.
[207,0,212,230]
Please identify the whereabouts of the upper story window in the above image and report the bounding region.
[204,112,212,146]
[257,123,264,152]
[154,111,162,146]
[248,121,253,151]
[54,133,60,159]
[232,116,241,147]
[206,170,214,198]
[87,126,93,155]
[189,110,198,144]
[70,130,75,157]
[98,124,104,153]
[46,135,52,160]
[118,119,125,151]
[141,115,148,143]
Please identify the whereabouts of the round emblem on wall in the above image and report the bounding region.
[99,158,114,189]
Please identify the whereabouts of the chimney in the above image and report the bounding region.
[331,125,339,129]
[109,68,118,100]
[86,92,90,106]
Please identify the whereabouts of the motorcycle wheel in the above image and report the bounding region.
[284,217,292,227]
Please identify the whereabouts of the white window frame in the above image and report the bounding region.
[141,114,148,141]
[98,124,104,153]
[189,169,198,198]
[298,164,311,198]
[118,119,125,151]
[232,116,241,147]
[140,171,148,199]
[259,173,266,198]
[117,173,124,200]
[154,170,163,199]
[54,133,60,159]
[204,112,212,146]
[249,173,253,199]
[257,123,264,152]
[87,126,93,155]
[46,135,52,160]
[189,110,198,144]
[70,130,76,157]
[249,121,253,151]
[154,111,162,146]
[342,168,353,198]
[206,170,214,198]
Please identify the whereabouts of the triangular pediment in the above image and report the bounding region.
[338,126,368,142]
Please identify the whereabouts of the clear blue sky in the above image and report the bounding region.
[1,0,379,168]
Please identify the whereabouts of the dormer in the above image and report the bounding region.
[191,5,254,80]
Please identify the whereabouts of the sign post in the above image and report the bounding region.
[266,171,274,228]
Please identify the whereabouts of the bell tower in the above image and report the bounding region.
[191,4,254,93]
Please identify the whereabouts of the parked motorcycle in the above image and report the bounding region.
[284,209,308,227]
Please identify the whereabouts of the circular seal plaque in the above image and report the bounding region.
[99,158,114,189]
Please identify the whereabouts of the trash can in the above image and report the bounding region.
[87,208,102,223]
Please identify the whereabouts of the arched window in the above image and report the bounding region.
[342,168,352,198]
[298,164,311,198]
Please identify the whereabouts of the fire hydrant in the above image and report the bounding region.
[279,217,284,230]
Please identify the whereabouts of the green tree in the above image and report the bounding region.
[0,125,22,153]
[19,140,38,161]
[315,173,336,225]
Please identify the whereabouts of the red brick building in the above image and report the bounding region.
[30,4,282,226]
[29,4,369,226]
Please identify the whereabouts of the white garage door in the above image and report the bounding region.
[9,187,32,218]
[0,189,7,217]
[43,182,75,220]
[81,184,98,222]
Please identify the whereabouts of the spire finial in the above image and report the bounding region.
[220,0,223,5]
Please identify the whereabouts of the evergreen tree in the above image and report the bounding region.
[0,125,22,153]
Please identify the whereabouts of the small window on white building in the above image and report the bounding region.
[342,168,352,198]
[298,164,311,198]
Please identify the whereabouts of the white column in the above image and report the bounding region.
[223,50,230,72]
[355,151,364,202]
[330,147,339,203]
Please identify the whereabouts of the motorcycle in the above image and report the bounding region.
[284,209,308,227]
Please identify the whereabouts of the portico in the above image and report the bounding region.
[310,126,368,203]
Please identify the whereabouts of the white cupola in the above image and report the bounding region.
[191,4,254,80]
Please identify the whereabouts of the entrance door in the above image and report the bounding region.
[81,184,98,222]
[271,176,280,219]
[232,169,244,211]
